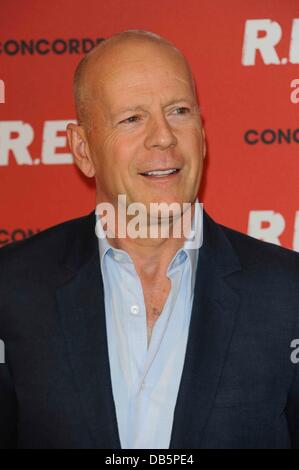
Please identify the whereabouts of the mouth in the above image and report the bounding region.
[139,168,181,179]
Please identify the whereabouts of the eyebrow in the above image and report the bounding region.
[111,97,194,119]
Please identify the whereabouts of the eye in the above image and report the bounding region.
[119,115,141,125]
[173,107,190,115]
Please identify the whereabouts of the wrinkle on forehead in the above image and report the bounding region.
[74,35,197,128]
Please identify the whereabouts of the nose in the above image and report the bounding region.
[144,113,177,150]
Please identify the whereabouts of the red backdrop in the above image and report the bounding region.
[1,0,298,249]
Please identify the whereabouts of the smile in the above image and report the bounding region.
[139,168,180,178]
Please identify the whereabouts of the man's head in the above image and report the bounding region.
[67,30,206,216]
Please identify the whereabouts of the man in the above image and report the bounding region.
[0,30,298,449]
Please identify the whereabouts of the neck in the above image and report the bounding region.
[102,202,196,280]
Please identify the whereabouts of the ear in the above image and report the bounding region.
[66,123,96,178]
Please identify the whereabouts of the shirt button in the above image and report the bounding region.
[130,305,139,315]
[114,253,122,261]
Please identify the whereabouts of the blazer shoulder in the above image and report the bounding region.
[219,221,299,276]
[0,211,94,278]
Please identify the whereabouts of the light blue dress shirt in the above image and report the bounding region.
[95,201,201,449]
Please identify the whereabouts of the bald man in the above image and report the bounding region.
[0,30,298,449]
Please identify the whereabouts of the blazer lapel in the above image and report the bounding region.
[55,211,121,449]
[170,211,242,449]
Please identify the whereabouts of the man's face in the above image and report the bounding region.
[82,41,205,214]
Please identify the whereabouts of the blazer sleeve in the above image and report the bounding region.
[286,336,299,449]
[0,360,18,449]
[0,246,18,448]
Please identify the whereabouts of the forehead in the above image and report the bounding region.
[87,42,194,109]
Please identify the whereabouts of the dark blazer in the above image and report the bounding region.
[0,209,298,449]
